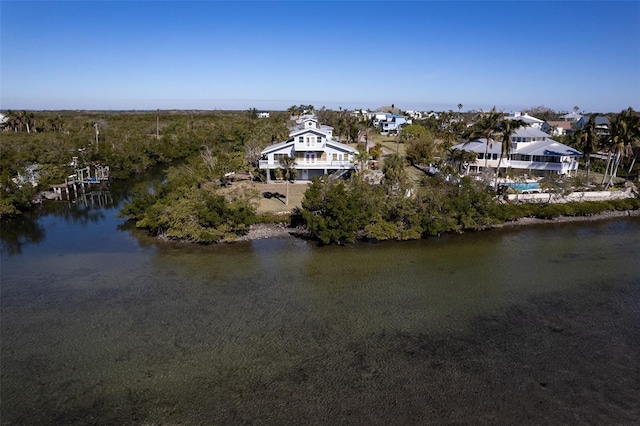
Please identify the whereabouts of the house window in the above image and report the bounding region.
[317,136,322,143]
[332,153,338,161]
[478,153,484,160]
[298,136,303,144]
[492,153,498,160]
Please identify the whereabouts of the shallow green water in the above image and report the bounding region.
[1,191,639,424]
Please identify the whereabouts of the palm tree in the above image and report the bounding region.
[468,107,502,170]
[358,115,375,148]
[603,108,639,189]
[353,149,370,174]
[494,118,529,189]
[18,110,34,133]
[572,115,598,182]
[449,148,476,176]
[625,109,640,179]
[5,110,20,132]
[279,155,297,205]
[286,105,299,120]
[382,153,408,195]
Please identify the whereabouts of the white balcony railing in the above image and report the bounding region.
[471,159,578,172]
[259,160,353,169]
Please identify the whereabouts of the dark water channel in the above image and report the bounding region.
[1,173,640,424]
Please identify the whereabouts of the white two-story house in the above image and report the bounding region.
[450,127,582,176]
[259,117,359,182]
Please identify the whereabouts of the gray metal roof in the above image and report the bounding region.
[326,140,359,153]
[451,139,502,154]
[261,140,293,155]
[452,137,582,157]
[511,127,549,138]
[516,141,581,156]
[505,115,543,124]
[289,127,332,138]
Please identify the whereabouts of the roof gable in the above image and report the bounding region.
[261,140,294,155]
[289,127,331,138]
[326,140,359,153]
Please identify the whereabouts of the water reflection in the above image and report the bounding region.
[0,214,46,255]
[0,164,167,256]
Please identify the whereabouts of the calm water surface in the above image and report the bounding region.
[1,179,639,424]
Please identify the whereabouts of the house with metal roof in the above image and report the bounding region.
[259,117,358,182]
[450,127,582,176]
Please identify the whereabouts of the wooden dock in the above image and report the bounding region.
[45,165,110,200]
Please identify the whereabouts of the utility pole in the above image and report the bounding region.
[94,123,99,149]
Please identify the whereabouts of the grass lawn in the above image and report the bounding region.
[368,133,405,156]
[221,180,310,215]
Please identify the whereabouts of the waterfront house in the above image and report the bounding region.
[260,117,359,182]
[450,127,582,176]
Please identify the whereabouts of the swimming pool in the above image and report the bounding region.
[503,182,540,191]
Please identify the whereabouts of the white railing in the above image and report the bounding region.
[259,160,353,168]
[294,143,326,150]
[472,159,577,172]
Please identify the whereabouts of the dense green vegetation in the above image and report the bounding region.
[119,162,259,242]
[298,173,640,245]
[3,107,638,244]
[301,173,500,244]
[0,110,288,217]
[493,198,640,221]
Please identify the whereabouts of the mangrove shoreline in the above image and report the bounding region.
[239,208,640,242]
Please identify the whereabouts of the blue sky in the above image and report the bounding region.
[1,1,639,113]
